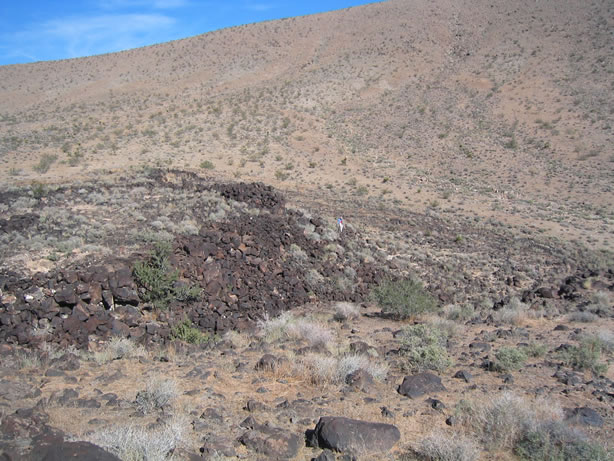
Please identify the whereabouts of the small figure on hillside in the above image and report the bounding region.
[337,217,344,233]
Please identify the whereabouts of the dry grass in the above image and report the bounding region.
[417,430,480,461]
[92,337,148,364]
[291,352,389,385]
[80,413,189,461]
[257,311,334,347]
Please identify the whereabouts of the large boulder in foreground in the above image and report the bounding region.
[307,416,400,454]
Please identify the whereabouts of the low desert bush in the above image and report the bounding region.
[133,241,178,309]
[288,243,308,263]
[305,268,325,289]
[492,297,530,325]
[223,330,250,349]
[170,319,214,345]
[467,393,563,450]
[135,377,179,414]
[370,278,438,319]
[457,393,610,459]
[417,430,480,461]
[525,342,548,358]
[82,413,189,461]
[443,303,475,322]
[33,153,58,173]
[258,312,333,347]
[399,324,453,372]
[595,330,614,352]
[173,285,202,303]
[295,352,388,385]
[14,349,43,370]
[492,347,528,372]
[557,336,609,375]
[333,302,360,322]
[515,421,613,461]
[568,311,598,323]
[93,337,147,364]
[473,393,544,449]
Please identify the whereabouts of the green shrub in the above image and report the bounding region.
[200,160,215,169]
[492,347,527,372]
[526,342,548,358]
[515,421,613,461]
[444,303,475,322]
[33,153,58,173]
[133,241,178,309]
[174,285,202,302]
[171,319,213,345]
[31,182,46,199]
[370,278,438,319]
[399,324,453,372]
[558,337,608,375]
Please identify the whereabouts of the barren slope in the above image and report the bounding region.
[0,0,612,250]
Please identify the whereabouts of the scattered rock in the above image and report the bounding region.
[35,441,121,461]
[238,423,301,460]
[313,449,336,461]
[345,368,375,392]
[397,372,446,399]
[565,407,604,427]
[453,370,473,383]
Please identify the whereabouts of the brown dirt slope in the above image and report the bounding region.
[0,0,612,249]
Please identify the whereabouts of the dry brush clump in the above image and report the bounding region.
[92,337,148,364]
[257,311,334,347]
[80,413,190,461]
[291,351,389,385]
[448,392,612,460]
[416,430,480,461]
[134,376,180,414]
[333,302,361,322]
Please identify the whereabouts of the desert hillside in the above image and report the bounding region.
[1,0,613,249]
[0,1,613,460]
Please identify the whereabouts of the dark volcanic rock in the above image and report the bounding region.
[36,441,120,461]
[0,178,390,348]
[112,287,140,306]
[50,353,80,371]
[54,287,78,306]
[255,354,279,371]
[238,423,301,460]
[565,407,604,427]
[0,380,43,401]
[453,370,473,383]
[397,372,446,399]
[313,449,336,461]
[345,368,375,392]
[307,416,400,454]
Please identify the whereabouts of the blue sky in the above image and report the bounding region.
[0,1,381,66]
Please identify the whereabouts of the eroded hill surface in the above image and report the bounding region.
[0,0,613,248]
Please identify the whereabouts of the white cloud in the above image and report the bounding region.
[3,13,177,62]
[97,0,188,9]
